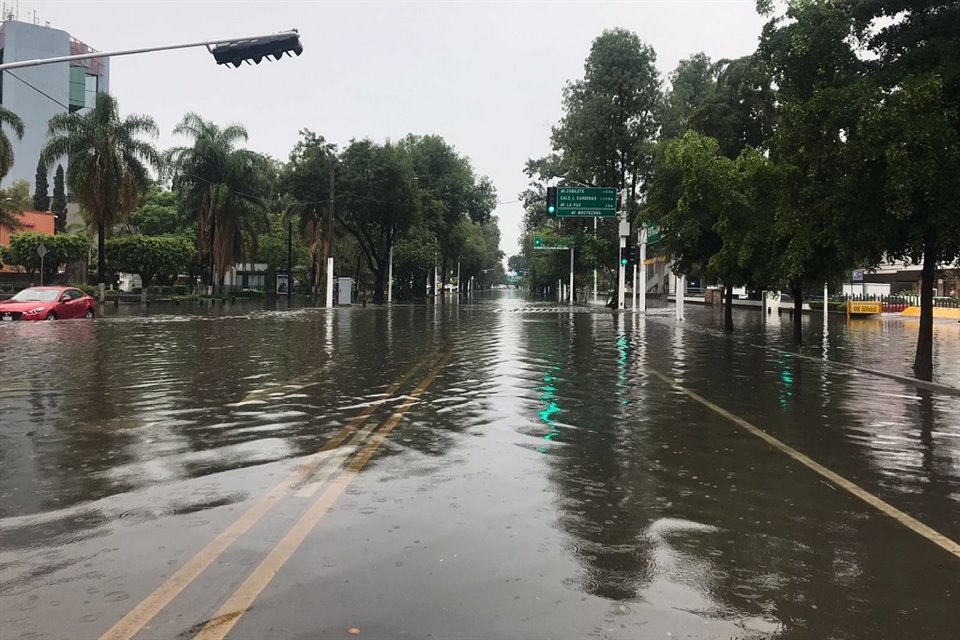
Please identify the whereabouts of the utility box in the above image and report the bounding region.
[337,277,353,306]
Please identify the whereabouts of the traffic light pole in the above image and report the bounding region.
[592,217,598,303]
[617,216,628,310]
[569,246,574,304]
[638,226,647,314]
[0,31,301,71]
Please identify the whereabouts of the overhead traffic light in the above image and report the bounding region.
[546,187,557,216]
[211,31,303,68]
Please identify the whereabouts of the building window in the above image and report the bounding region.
[84,73,97,109]
[68,67,99,112]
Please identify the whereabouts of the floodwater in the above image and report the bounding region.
[1,292,957,640]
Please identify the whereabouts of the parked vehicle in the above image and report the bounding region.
[0,287,96,322]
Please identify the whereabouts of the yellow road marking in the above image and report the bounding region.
[648,367,960,560]
[193,354,450,640]
[98,354,436,640]
[293,418,382,498]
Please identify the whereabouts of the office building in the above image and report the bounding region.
[0,17,109,190]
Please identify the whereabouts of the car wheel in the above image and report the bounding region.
[85,308,95,319]
[46,312,57,321]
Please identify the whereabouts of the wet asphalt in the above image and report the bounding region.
[1,292,958,639]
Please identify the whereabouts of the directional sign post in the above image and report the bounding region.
[549,187,617,218]
[37,243,48,286]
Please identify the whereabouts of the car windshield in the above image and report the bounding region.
[10,289,59,302]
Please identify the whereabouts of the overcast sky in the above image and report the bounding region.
[17,0,766,259]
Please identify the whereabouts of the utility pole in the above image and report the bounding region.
[286,221,292,305]
[326,165,335,307]
[569,247,574,304]
[639,226,647,314]
[593,217,598,303]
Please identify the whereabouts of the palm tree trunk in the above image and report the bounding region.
[97,220,106,303]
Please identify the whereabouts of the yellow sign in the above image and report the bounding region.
[847,301,882,318]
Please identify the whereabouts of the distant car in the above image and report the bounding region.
[0,286,96,322]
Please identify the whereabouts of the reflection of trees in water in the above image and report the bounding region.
[536,317,958,636]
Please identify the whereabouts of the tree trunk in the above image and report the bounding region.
[791,280,803,346]
[372,267,386,304]
[724,284,734,333]
[913,238,937,381]
[140,274,151,304]
[414,269,427,300]
[97,220,106,303]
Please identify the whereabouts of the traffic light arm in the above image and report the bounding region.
[0,30,301,71]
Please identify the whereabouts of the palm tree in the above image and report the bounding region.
[168,114,248,292]
[41,92,162,301]
[0,105,25,181]
[168,114,269,294]
[211,151,269,287]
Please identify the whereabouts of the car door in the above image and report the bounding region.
[60,289,83,318]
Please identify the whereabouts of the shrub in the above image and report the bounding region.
[68,283,97,297]
[172,284,189,295]
[234,289,265,298]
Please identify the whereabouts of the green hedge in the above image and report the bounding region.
[68,283,98,297]
[233,289,265,298]
[172,284,189,295]
[809,301,847,312]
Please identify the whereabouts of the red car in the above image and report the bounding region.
[0,286,96,321]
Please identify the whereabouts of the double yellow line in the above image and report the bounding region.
[100,352,449,640]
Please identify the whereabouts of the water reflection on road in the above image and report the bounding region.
[1,293,957,639]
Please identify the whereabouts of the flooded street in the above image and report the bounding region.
[1,292,958,639]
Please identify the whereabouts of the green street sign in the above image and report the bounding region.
[533,236,569,250]
[555,187,617,217]
[645,224,662,245]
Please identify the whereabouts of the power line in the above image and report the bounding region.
[3,69,72,111]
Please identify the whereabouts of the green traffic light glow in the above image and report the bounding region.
[620,258,628,266]
[547,205,556,214]
[537,365,562,453]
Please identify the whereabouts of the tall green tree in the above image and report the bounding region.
[0,105,25,181]
[33,158,50,211]
[52,165,68,233]
[758,0,871,343]
[401,134,497,293]
[281,130,337,294]
[41,92,163,301]
[550,28,661,198]
[336,139,419,303]
[660,52,716,140]
[689,55,777,159]
[527,29,662,299]
[848,0,960,380]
